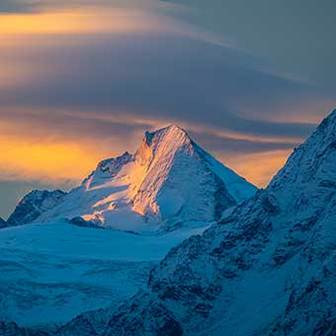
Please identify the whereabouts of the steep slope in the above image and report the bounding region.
[6,190,66,227]
[38,125,256,232]
[90,109,336,335]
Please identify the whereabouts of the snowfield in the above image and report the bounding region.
[0,219,207,327]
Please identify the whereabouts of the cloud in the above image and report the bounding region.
[0,0,156,13]
[219,150,292,187]
[190,129,298,155]
[0,0,38,13]
[0,32,327,141]
[164,0,336,92]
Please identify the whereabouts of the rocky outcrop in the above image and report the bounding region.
[5,190,66,227]
[0,217,6,228]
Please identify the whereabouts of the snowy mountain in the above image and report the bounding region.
[5,190,66,227]
[0,124,256,331]
[36,124,256,232]
[60,109,336,335]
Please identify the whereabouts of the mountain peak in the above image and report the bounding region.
[143,124,190,147]
[135,124,192,168]
[162,123,188,136]
[131,124,256,227]
[6,189,66,227]
[269,108,336,206]
[31,124,256,232]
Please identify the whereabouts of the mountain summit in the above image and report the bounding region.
[35,124,256,232]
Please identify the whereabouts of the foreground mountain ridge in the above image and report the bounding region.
[6,124,256,232]
[51,109,336,335]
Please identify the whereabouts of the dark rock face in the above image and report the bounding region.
[6,190,66,227]
[68,216,101,228]
[0,217,6,228]
[104,294,183,336]
[56,306,114,336]
[56,315,100,336]
[0,321,50,336]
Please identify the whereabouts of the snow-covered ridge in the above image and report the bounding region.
[71,109,336,335]
[30,124,256,232]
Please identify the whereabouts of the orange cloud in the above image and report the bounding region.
[0,7,179,36]
[219,150,291,187]
[0,114,141,183]
[0,135,101,183]
[0,112,293,188]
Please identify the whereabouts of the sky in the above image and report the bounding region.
[0,0,335,218]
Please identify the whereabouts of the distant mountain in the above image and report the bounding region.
[36,124,256,232]
[66,109,336,335]
[5,190,66,227]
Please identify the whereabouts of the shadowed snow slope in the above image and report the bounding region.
[71,109,336,336]
[34,124,256,233]
[0,220,206,328]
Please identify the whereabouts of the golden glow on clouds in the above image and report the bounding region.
[0,135,102,183]
[0,114,293,187]
[0,7,174,35]
[0,133,290,187]
[221,150,291,187]
[0,12,85,34]
[0,115,138,184]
